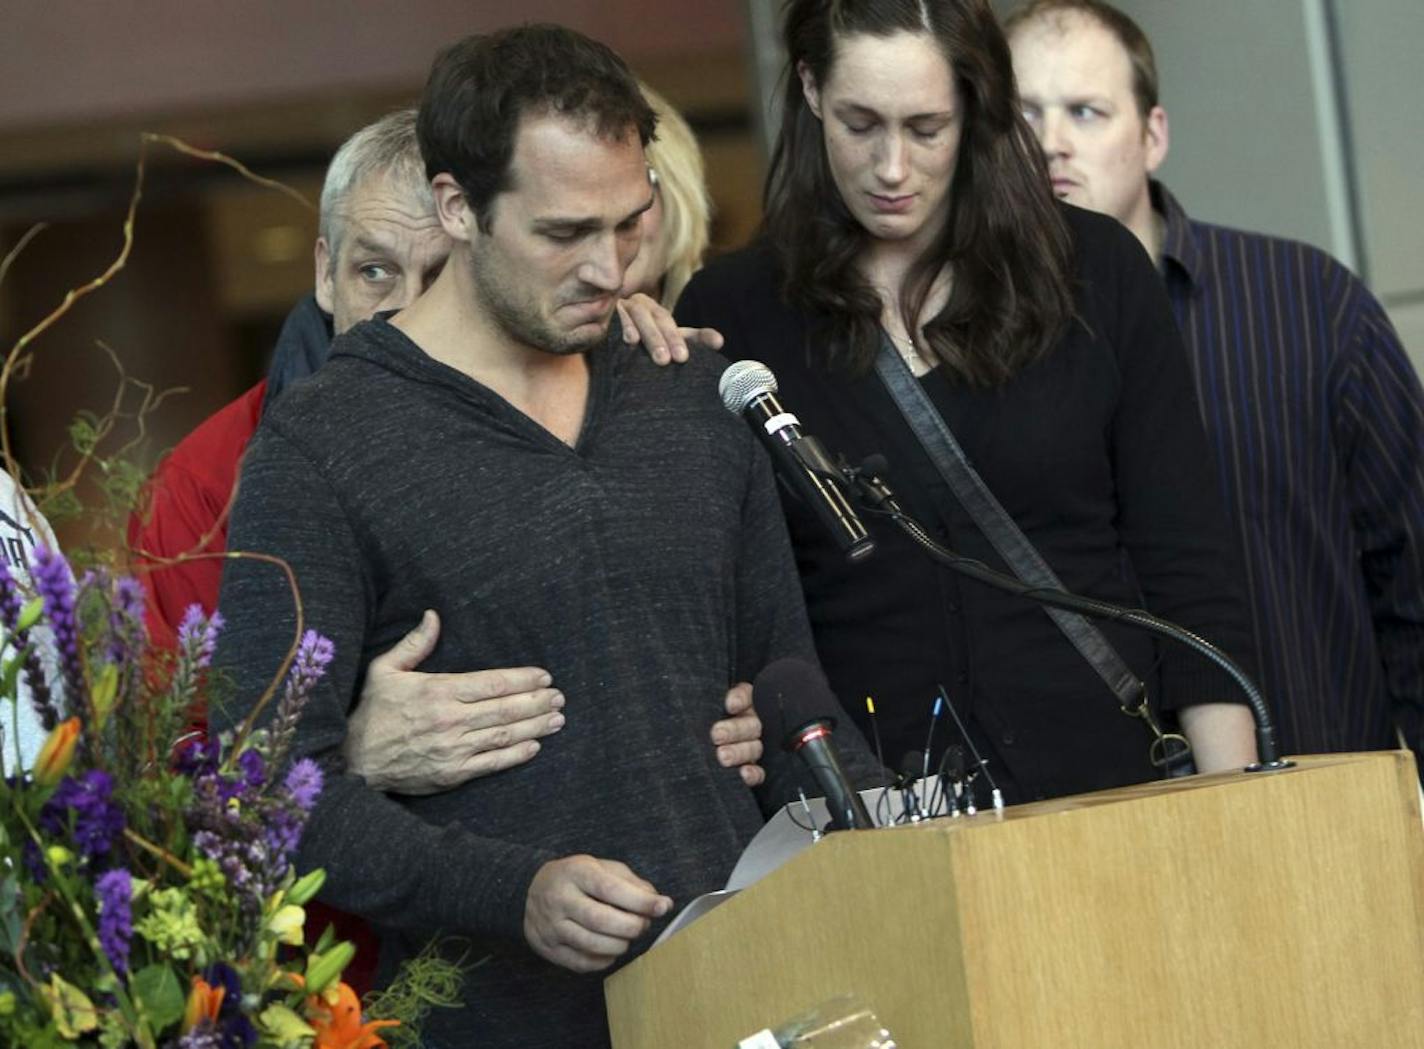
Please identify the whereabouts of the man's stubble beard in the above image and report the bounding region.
[468,239,609,358]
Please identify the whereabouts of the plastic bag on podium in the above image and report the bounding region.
[736,993,898,1048]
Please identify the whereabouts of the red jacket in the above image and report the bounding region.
[129,380,266,647]
[130,293,333,641]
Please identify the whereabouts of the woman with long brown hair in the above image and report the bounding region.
[678,0,1258,803]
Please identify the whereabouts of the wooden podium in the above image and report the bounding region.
[605,752,1424,1048]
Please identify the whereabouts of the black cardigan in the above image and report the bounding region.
[678,204,1256,803]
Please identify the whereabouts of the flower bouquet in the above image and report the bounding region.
[0,544,405,1049]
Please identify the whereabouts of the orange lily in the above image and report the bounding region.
[305,981,399,1049]
[182,975,225,1033]
[33,718,80,786]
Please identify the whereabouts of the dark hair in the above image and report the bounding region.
[1003,0,1159,117]
[418,24,657,231]
[766,0,1074,386]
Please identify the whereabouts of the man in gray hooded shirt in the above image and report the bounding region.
[212,25,880,1049]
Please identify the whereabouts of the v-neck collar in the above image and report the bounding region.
[333,314,617,456]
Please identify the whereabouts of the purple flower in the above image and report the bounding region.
[108,574,147,663]
[283,759,322,812]
[190,799,272,917]
[80,568,146,665]
[204,747,264,806]
[285,630,334,700]
[41,770,125,860]
[31,545,83,707]
[177,604,224,671]
[95,867,132,974]
[262,807,301,858]
[0,555,60,731]
[236,748,266,792]
[114,576,146,622]
[265,630,335,769]
[174,738,220,778]
[259,763,323,870]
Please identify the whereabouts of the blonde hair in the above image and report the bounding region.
[640,84,712,308]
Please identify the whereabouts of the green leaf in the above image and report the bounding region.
[35,487,81,527]
[91,663,119,728]
[15,597,43,634]
[0,654,22,699]
[304,940,355,997]
[130,963,184,1032]
[0,875,21,956]
[40,973,98,1038]
[286,868,326,907]
[68,414,99,457]
[259,1003,315,1043]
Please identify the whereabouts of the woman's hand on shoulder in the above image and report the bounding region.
[616,293,724,366]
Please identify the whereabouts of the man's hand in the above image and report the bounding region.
[524,855,672,973]
[616,292,724,365]
[712,682,764,786]
[343,610,566,794]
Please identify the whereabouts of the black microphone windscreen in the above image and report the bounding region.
[753,657,840,748]
[860,453,890,477]
[942,744,968,780]
[898,750,925,783]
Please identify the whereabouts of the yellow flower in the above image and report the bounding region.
[45,845,74,868]
[267,903,306,946]
[34,717,80,786]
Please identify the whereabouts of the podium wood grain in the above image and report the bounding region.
[605,752,1424,1048]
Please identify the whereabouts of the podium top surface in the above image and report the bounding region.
[902,750,1413,828]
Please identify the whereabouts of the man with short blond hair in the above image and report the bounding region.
[1006,0,1424,766]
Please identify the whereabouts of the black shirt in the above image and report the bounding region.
[678,205,1255,803]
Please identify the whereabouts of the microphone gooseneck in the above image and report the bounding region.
[844,459,1290,772]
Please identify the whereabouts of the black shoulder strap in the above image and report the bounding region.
[873,341,1145,710]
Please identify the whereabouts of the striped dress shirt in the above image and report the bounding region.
[1155,181,1424,764]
